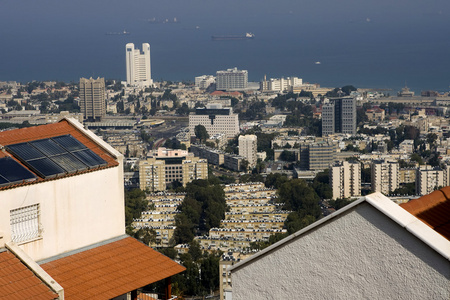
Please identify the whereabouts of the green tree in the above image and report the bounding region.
[124,189,147,227]
[194,124,209,143]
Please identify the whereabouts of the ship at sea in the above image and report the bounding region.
[105,30,130,35]
[211,32,255,41]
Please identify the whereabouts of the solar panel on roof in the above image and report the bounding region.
[71,149,107,169]
[50,153,88,173]
[30,139,67,156]
[26,157,66,178]
[52,135,88,151]
[7,143,45,160]
[6,134,109,180]
[0,157,37,186]
[0,176,8,186]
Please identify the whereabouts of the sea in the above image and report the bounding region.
[1,0,450,94]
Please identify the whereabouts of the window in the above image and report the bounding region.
[10,204,42,244]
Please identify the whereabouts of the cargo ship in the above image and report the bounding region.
[211,32,255,41]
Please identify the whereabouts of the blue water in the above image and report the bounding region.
[1,0,449,93]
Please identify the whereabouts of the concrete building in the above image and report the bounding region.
[371,160,399,195]
[189,104,239,138]
[322,97,357,136]
[297,139,337,171]
[0,118,184,299]
[195,75,216,89]
[416,165,445,196]
[230,191,450,300]
[260,76,303,92]
[139,148,208,191]
[239,134,258,168]
[79,77,106,122]
[216,67,248,91]
[330,161,361,200]
[126,43,153,87]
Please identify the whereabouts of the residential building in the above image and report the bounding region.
[371,160,399,195]
[126,43,153,87]
[189,104,239,138]
[139,148,208,191]
[216,67,248,91]
[0,118,184,299]
[230,191,450,300]
[322,97,357,136]
[416,165,444,196]
[330,161,361,200]
[79,77,106,122]
[239,134,258,168]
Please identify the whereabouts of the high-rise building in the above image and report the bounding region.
[189,104,239,138]
[216,67,248,91]
[297,139,337,171]
[79,77,106,122]
[416,165,445,196]
[260,76,303,92]
[371,160,399,195]
[126,43,153,87]
[322,97,356,136]
[330,161,361,200]
[239,135,258,168]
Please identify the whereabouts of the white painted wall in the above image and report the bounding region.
[0,165,124,262]
[232,203,450,300]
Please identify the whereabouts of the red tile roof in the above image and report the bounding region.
[400,186,450,240]
[0,119,119,190]
[0,249,58,300]
[41,237,185,300]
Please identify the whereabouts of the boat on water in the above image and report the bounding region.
[106,30,130,35]
[211,32,255,41]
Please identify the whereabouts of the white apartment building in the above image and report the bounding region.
[261,76,303,92]
[416,165,445,196]
[0,118,184,299]
[216,67,248,91]
[371,160,399,195]
[330,161,361,200]
[239,134,258,168]
[126,43,153,87]
[195,75,216,89]
[189,104,239,138]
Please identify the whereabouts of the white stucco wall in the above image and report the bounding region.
[232,203,450,300]
[0,165,125,262]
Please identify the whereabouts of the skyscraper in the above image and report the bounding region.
[330,161,361,200]
[79,77,106,122]
[322,97,356,136]
[126,43,153,87]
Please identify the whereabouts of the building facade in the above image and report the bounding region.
[189,104,239,138]
[322,97,357,136]
[297,140,337,171]
[126,43,153,87]
[330,161,361,200]
[416,165,445,196]
[239,134,258,168]
[139,149,208,192]
[260,76,303,92]
[216,67,248,91]
[371,160,399,195]
[79,77,106,122]
[195,75,216,89]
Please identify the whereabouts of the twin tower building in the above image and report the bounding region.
[80,43,152,121]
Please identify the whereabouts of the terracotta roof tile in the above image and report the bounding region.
[41,237,185,300]
[400,187,450,240]
[0,250,58,300]
[0,119,119,191]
